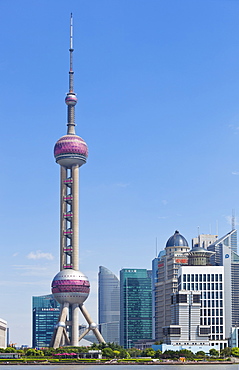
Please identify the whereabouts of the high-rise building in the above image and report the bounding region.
[207,229,239,336]
[32,295,60,348]
[153,231,190,341]
[98,266,120,343]
[0,318,7,348]
[192,233,218,249]
[162,244,228,352]
[120,269,152,348]
[50,15,105,348]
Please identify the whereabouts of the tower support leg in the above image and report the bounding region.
[79,304,105,343]
[71,303,79,346]
[51,303,69,349]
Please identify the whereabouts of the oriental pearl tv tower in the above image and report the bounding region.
[50,14,105,348]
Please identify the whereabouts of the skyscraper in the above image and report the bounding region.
[120,269,152,348]
[50,15,105,348]
[153,231,190,341]
[32,295,60,348]
[98,266,120,343]
[207,229,239,336]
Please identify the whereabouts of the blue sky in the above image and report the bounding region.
[1,0,239,346]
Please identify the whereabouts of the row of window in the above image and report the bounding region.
[182,274,223,282]
[200,317,224,326]
[202,300,223,308]
[201,308,223,317]
[182,283,223,291]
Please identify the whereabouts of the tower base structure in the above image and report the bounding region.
[50,303,105,348]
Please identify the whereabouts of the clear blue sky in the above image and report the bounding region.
[0,0,239,346]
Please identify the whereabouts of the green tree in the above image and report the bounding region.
[220,347,231,358]
[178,349,194,359]
[25,349,38,356]
[128,348,142,358]
[119,348,130,358]
[141,348,155,358]
[102,347,114,358]
[196,350,206,358]
[231,347,239,357]
[5,347,16,353]
[209,348,219,357]
[154,349,162,358]
[113,350,120,358]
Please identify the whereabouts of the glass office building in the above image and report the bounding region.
[120,269,152,348]
[98,266,120,344]
[32,294,60,348]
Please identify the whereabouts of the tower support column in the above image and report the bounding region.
[71,303,79,346]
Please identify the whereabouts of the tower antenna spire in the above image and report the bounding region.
[232,209,236,230]
[65,13,77,135]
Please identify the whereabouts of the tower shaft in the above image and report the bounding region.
[60,165,79,270]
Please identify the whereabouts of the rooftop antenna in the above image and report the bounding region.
[156,237,158,257]
[232,209,236,230]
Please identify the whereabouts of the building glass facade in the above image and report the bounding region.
[32,294,60,348]
[120,269,152,348]
[98,266,120,344]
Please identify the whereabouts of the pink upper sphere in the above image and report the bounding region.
[54,135,88,158]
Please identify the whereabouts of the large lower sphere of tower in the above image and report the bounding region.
[51,269,90,305]
[54,134,88,167]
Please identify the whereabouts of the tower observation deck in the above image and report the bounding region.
[50,14,105,348]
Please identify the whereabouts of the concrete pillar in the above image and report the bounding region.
[71,303,79,346]
[53,303,69,349]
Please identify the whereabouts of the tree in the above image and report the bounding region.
[196,351,206,358]
[220,347,231,358]
[128,348,142,358]
[102,347,114,358]
[231,347,239,357]
[5,347,16,353]
[141,348,155,358]
[154,349,162,358]
[209,348,219,357]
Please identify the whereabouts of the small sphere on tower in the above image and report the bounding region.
[54,134,88,167]
[51,269,90,305]
[65,93,77,106]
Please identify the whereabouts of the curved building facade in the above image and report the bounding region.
[98,266,120,344]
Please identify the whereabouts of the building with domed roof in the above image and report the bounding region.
[152,231,190,341]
